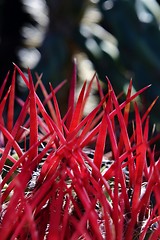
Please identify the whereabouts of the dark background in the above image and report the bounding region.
[0,0,160,126]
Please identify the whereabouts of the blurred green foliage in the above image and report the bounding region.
[0,0,160,124]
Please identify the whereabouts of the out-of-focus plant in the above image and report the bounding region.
[1,0,160,122]
[0,65,160,239]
